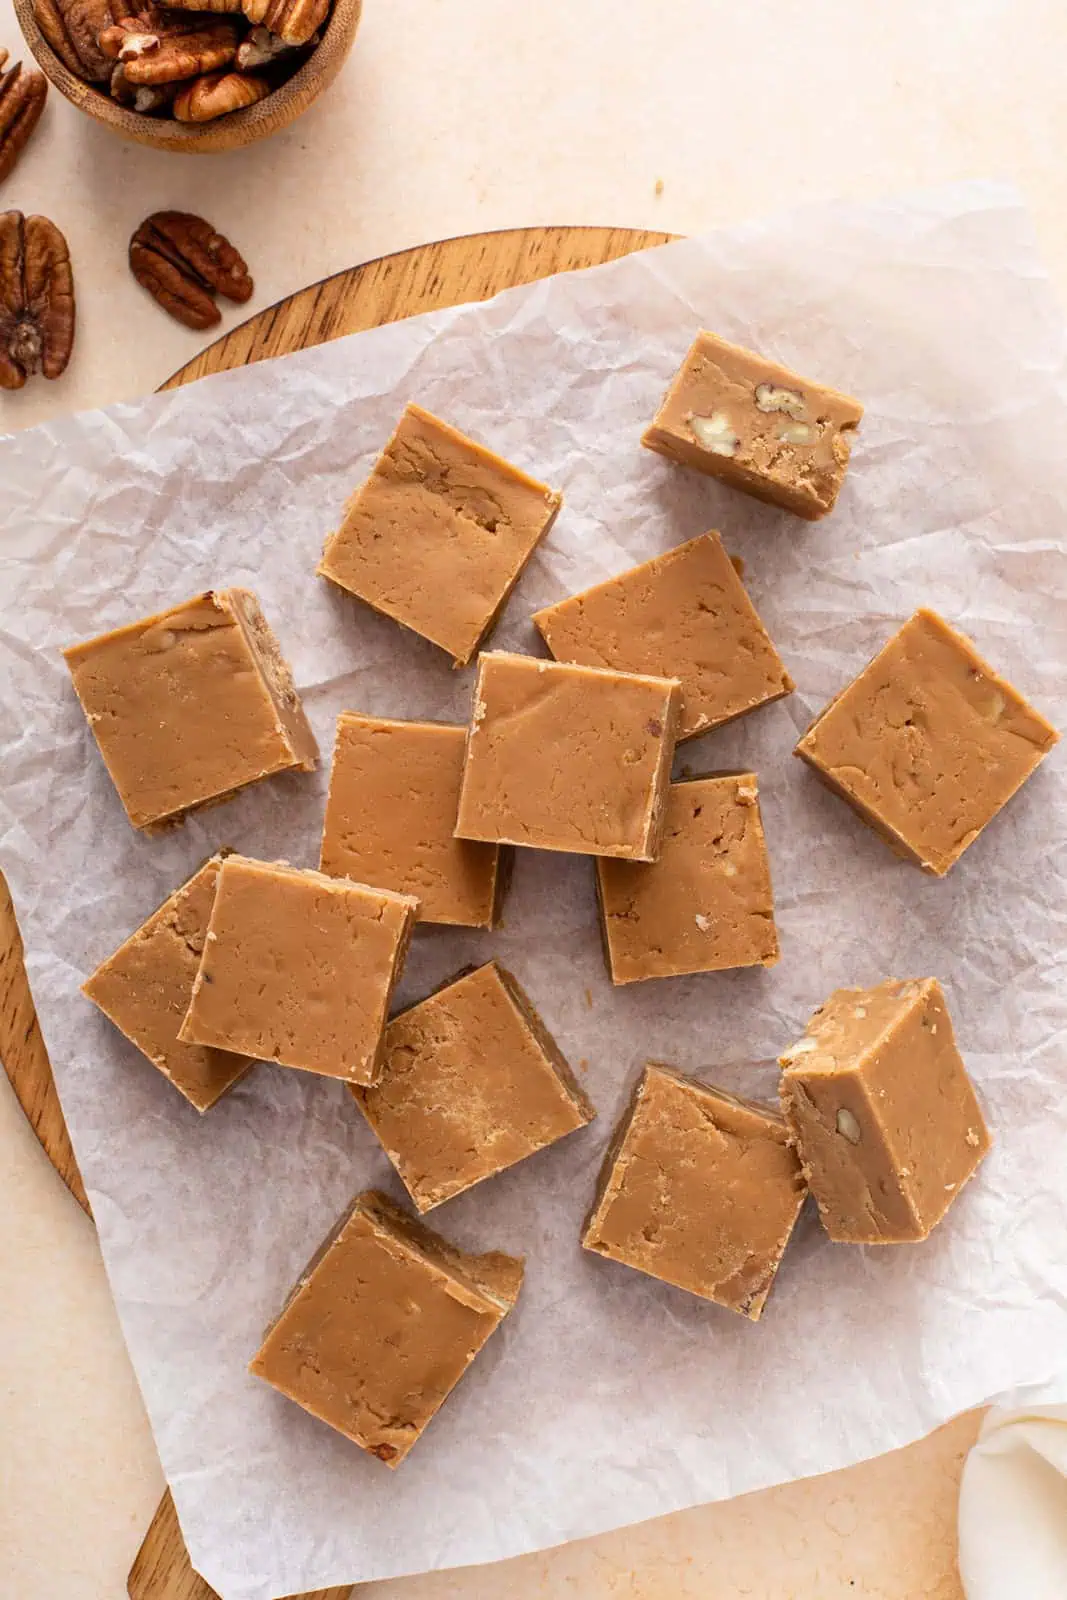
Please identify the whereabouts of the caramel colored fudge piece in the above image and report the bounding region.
[82,856,251,1113]
[353,962,595,1213]
[179,856,417,1085]
[596,774,778,984]
[320,714,505,929]
[317,403,562,667]
[533,533,793,741]
[250,1189,523,1467]
[583,1064,805,1320]
[455,652,680,861]
[779,978,991,1244]
[642,330,863,519]
[795,609,1060,876]
[63,589,318,831]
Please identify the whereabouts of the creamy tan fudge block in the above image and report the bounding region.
[63,589,318,831]
[596,774,778,984]
[583,1064,805,1320]
[317,403,562,667]
[250,1189,523,1467]
[533,533,793,741]
[455,652,680,861]
[179,856,417,1085]
[320,714,505,929]
[642,330,863,519]
[353,962,595,1213]
[795,609,1060,876]
[779,978,992,1244]
[82,855,251,1113]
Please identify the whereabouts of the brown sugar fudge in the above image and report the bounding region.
[317,403,562,667]
[353,962,595,1212]
[795,609,1060,876]
[82,855,251,1113]
[596,774,779,984]
[63,589,318,831]
[320,714,505,929]
[455,652,681,861]
[583,1064,805,1320]
[779,978,992,1244]
[642,330,863,519]
[250,1189,523,1467]
[533,533,793,741]
[179,856,417,1085]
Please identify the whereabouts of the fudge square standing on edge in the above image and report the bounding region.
[583,1063,805,1320]
[63,589,318,831]
[82,854,251,1113]
[318,403,563,667]
[596,774,779,984]
[779,978,992,1244]
[642,329,863,519]
[352,961,595,1212]
[533,532,793,740]
[455,651,681,861]
[179,855,417,1085]
[320,713,506,929]
[250,1189,524,1467]
[795,608,1060,876]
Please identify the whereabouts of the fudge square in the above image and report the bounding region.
[533,533,793,740]
[320,713,505,929]
[596,774,779,984]
[63,589,318,831]
[582,1064,805,1320]
[82,855,251,1113]
[779,978,992,1244]
[641,330,863,519]
[178,856,417,1085]
[249,1189,524,1467]
[455,652,681,861]
[317,403,562,667]
[352,961,595,1213]
[795,609,1060,876]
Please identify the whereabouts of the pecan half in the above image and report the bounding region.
[234,23,313,69]
[0,57,48,185]
[109,60,176,112]
[0,212,75,390]
[241,0,326,46]
[172,68,268,120]
[118,19,238,83]
[129,210,253,329]
[32,0,120,82]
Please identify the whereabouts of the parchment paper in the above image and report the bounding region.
[2,183,1066,1600]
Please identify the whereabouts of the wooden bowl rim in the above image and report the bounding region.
[11,0,362,149]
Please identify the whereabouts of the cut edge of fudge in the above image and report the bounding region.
[225,587,319,772]
[492,962,597,1125]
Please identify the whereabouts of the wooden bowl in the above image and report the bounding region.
[12,0,362,153]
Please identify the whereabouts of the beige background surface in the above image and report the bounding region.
[2,2,1064,1595]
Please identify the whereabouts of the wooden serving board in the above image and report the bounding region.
[0,224,672,1600]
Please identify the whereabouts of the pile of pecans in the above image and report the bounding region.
[32,0,328,122]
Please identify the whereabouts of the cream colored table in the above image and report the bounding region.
[4,2,1067,1594]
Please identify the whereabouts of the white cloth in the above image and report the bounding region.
[960,1381,1067,1599]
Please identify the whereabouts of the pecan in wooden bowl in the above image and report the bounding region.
[12,0,360,152]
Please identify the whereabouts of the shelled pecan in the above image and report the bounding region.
[109,17,239,83]
[0,211,75,390]
[234,22,312,68]
[0,52,49,184]
[129,210,252,328]
[32,0,122,82]
[241,0,325,47]
[172,67,267,119]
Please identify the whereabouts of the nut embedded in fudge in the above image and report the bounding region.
[779,977,991,1244]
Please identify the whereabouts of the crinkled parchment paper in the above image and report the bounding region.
[1,183,1065,1600]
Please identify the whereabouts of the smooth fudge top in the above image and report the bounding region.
[583,1063,805,1320]
[317,403,562,667]
[63,588,318,831]
[249,1189,524,1467]
[533,533,793,740]
[795,608,1060,875]
[178,855,417,1085]
[454,651,681,861]
[353,961,595,1212]
[320,713,504,929]
[82,854,251,1113]
[642,329,863,519]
